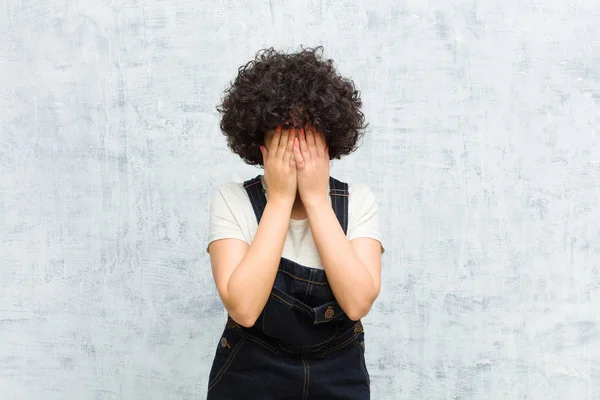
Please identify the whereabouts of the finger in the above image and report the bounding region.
[277,128,290,157]
[294,138,305,169]
[314,131,325,158]
[306,126,318,157]
[299,127,310,159]
[269,125,282,154]
[283,128,295,165]
[290,146,296,169]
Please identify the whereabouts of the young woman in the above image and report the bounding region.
[206,46,383,399]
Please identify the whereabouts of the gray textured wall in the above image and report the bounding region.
[1,0,599,399]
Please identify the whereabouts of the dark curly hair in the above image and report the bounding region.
[216,46,368,166]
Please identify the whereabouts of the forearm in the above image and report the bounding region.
[226,197,292,326]
[305,198,378,320]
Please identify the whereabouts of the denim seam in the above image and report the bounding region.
[276,331,341,353]
[304,276,316,304]
[312,330,361,358]
[233,329,284,356]
[246,185,261,222]
[342,184,348,235]
[310,322,360,352]
[244,176,265,223]
[271,292,312,316]
[207,337,248,392]
[302,359,310,400]
[353,341,370,386]
[257,183,267,211]
[280,269,329,285]
[242,179,261,189]
[301,269,314,303]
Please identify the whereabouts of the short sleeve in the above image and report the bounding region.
[347,184,384,252]
[207,185,249,252]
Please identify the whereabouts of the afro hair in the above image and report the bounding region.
[216,46,368,166]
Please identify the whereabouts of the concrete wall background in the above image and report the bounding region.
[1,0,599,398]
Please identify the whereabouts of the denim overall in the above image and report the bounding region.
[207,175,370,399]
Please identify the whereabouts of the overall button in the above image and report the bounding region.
[220,337,230,348]
[226,317,238,329]
[354,321,363,333]
[324,306,334,319]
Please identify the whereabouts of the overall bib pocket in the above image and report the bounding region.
[259,287,346,348]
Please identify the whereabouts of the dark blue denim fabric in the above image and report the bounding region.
[207,175,370,400]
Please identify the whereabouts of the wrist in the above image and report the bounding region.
[301,193,330,209]
[267,193,295,208]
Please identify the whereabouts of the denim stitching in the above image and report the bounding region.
[303,274,316,304]
[276,330,341,353]
[302,359,309,400]
[343,181,349,234]
[246,184,261,223]
[243,176,265,223]
[257,181,268,211]
[279,269,329,285]
[207,337,248,392]
[232,328,284,356]
[352,341,370,386]
[267,323,348,356]
[330,178,340,233]
[275,321,357,353]
[242,178,261,189]
[252,186,265,221]
[330,190,349,196]
[312,330,361,358]
[329,177,349,235]
[301,269,314,303]
[343,185,348,235]
[271,292,313,316]
[309,322,360,351]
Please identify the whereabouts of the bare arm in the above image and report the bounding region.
[209,126,297,327]
[209,197,293,327]
[294,126,382,321]
[305,198,382,321]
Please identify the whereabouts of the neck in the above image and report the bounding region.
[291,192,307,220]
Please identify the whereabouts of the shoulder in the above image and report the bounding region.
[348,182,378,208]
[208,179,259,249]
[344,181,382,245]
[213,181,249,201]
[209,180,255,219]
[214,175,263,200]
[348,182,374,196]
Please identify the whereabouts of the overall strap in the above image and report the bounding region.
[329,176,349,235]
[243,175,267,222]
[243,175,349,235]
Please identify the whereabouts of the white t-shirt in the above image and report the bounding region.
[207,176,383,269]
